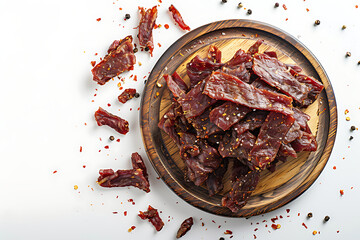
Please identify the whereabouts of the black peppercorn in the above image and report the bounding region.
[109,136,115,141]
[247,9,252,14]
[358,61,360,65]
[133,47,138,53]
[307,212,313,218]
[221,0,227,3]
[219,238,225,240]
[346,52,351,57]
[134,93,140,98]
[342,25,347,30]
[144,46,150,51]
[275,2,280,7]
[324,216,330,222]
[350,136,354,140]
[125,14,130,20]
[238,2,243,8]
[351,126,356,131]
[144,79,147,84]
[314,20,320,25]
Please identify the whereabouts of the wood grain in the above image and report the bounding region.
[140,19,337,217]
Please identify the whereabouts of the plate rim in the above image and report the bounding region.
[140,19,338,217]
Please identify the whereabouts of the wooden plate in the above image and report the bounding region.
[140,19,337,217]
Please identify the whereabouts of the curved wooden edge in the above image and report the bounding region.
[140,19,338,217]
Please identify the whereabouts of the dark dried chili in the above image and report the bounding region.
[176,217,194,238]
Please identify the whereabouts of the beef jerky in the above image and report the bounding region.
[203,72,294,116]
[138,6,158,56]
[138,205,164,231]
[249,112,295,170]
[206,159,229,196]
[98,169,150,192]
[92,36,136,85]
[94,107,129,135]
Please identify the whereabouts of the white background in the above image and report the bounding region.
[0,0,359,239]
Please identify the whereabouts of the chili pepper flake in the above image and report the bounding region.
[104,145,109,149]
[164,24,169,29]
[286,209,290,213]
[306,8,309,12]
[91,61,96,67]
[345,109,349,114]
[283,4,287,10]
[128,226,136,232]
[80,146,83,152]
[53,170,57,174]
[271,224,281,230]
[124,211,127,216]
[224,230,233,234]
[96,18,101,22]
[333,166,336,170]
[83,165,86,168]
[340,189,344,195]
[302,223,308,229]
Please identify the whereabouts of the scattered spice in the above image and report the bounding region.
[340,189,344,195]
[53,170,57,174]
[224,230,233,234]
[124,211,127,216]
[91,61,96,67]
[350,136,354,140]
[238,2,243,8]
[346,52,351,57]
[128,226,136,232]
[274,2,279,8]
[324,216,330,222]
[307,212,313,218]
[247,9,252,14]
[342,25,347,30]
[80,146,83,152]
[314,20,320,25]
[350,126,356,131]
[104,145,109,149]
[271,224,281,230]
[125,14,130,20]
[109,136,115,141]
[221,0,227,3]
[96,18,101,22]
[286,209,290,213]
[302,223,308,229]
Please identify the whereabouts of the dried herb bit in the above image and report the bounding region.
[118,88,137,104]
[324,216,330,222]
[342,25,347,30]
[274,2,280,7]
[176,217,194,238]
[346,52,351,57]
[134,92,140,98]
[350,136,354,140]
[314,20,320,25]
[238,2,243,8]
[221,0,227,3]
[138,205,164,231]
[307,212,313,218]
[350,126,356,131]
[125,14,131,20]
[247,9,252,15]
[94,107,129,135]
[109,136,115,141]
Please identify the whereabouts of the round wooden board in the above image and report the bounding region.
[140,19,337,217]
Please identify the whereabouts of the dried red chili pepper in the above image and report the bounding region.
[169,5,190,31]
[94,107,129,135]
[176,217,193,238]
